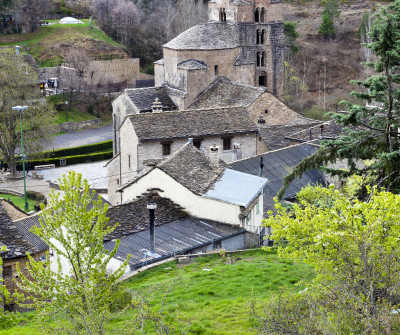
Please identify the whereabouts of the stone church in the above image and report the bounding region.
[108,0,316,205]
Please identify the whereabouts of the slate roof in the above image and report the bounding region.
[157,143,226,195]
[285,120,342,142]
[230,0,251,5]
[13,214,47,253]
[259,118,323,150]
[125,86,177,113]
[105,217,244,268]
[0,204,46,259]
[129,108,258,141]
[177,59,207,70]
[164,22,241,50]
[105,195,189,241]
[229,143,326,214]
[188,77,265,110]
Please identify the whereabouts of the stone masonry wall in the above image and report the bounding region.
[247,92,300,126]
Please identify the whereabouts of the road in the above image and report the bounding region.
[46,123,113,150]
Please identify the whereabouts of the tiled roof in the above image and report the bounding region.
[188,77,265,110]
[128,108,258,141]
[125,86,177,113]
[259,119,322,150]
[234,54,254,66]
[157,143,226,195]
[229,143,326,214]
[0,204,45,259]
[177,59,207,70]
[105,195,189,241]
[104,217,244,267]
[13,214,48,253]
[285,119,342,142]
[164,22,241,50]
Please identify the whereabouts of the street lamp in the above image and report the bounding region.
[65,101,68,122]
[12,105,29,211]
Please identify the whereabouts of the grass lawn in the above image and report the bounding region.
[0,194,38,213]
[0,20,126,66]
[0,249,313,334]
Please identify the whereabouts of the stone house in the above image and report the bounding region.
[107,108,261,203]
[0,209,48,311]
[114,142,268,235]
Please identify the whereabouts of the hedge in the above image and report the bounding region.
[26,150,113,168]
[45,140,112,158]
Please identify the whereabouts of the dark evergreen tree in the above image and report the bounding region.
[284,22,300,54]
[279,0,400,199]
[318,12,335,40]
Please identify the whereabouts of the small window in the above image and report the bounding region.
[116,178,120,185]
[128,154,131,169]
[213,240,222,249]
[246,212,251,224]
[222,137,232,151]
[214,65,218,76]
[193,139,203,149]
[162,142,171,156]
[3,266,12,277]
[264,109,269,114]
[256,199,260,214]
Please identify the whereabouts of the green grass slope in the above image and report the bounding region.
[0,20,127,67]
[0,249,313,335]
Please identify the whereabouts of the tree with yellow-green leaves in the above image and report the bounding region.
[16,172,130,335]
[256,182,400,334]
[0,48,56,176]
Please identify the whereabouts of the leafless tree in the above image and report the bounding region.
[15,0,53,32]
[65,47,90,77]
[111,0,141,46]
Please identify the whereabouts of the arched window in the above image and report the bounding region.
[261,51,266,67]
[256,52,261,67]
[261,29,266,44]
[260,8,265,22]
[219,8,223,22]
[256,29,261,44]
[214,65,219,75]
[223,8,226,22]
[255,8,259,22]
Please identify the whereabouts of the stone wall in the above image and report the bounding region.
[86,58,141,86]
[58,118,102,132]
[247,92,300,126]
[106,155,121,205]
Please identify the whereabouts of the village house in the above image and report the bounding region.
[0,207,48,312]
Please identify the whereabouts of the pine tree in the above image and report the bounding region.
[318,12,335,40]
[279,0,400,199]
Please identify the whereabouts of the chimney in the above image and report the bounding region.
[147,203,157,253]
[151,97,163,113]
[258,156,264,177]
[233,143,242,161]
[209,144,219,167]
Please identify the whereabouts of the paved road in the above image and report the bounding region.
[46,123,113,150]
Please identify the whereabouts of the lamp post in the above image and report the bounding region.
[12,106,29,211]
[65,101,68,122]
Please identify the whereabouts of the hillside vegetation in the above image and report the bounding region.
[0,20,128,67]
[0,249,314,335]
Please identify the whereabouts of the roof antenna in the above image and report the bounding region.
[258,157,264,177]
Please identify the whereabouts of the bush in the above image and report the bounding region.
[44,140,112,158]
[27,150,113,168]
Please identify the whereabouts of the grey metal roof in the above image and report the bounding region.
[203,169,267,207]
[104,218,244,267]
[164,22,241,50]
[229,143,326,213]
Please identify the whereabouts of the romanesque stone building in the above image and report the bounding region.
[155,0,284,109]
[107,0,317,205]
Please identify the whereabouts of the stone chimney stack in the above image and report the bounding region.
[151,97,163,113]
[209,144,219,167]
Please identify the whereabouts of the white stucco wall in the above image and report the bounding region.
[121,167,243,226]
